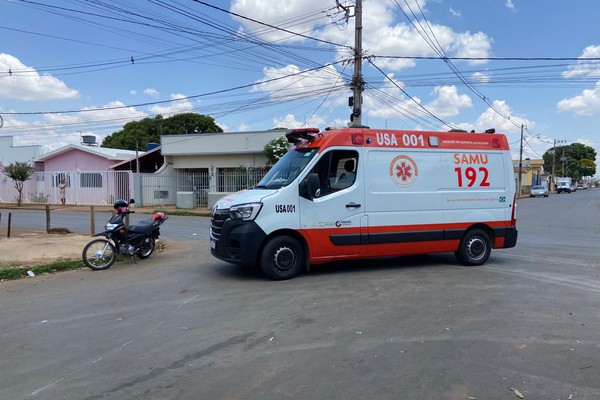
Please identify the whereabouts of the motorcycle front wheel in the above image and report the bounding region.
[137,237,156,259]
[82,239,117,270]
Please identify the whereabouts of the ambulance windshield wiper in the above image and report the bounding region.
[253,185,269,189]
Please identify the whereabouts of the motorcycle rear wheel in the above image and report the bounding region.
[82,239,117,270]
[137,237,156,259]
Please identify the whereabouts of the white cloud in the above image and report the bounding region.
[44,113,82,125]
[235,123,249,131]
[474,100,532,134]
[557,80,600,116]
[272,113,325,129]
[230,0,492,70]
[80,101,147,121]
[472,71,491,84]
[425,85,472,117]
[130,90,137,96]
[149,93,193,115]
[562,46,600,79]
[505,0,517,12]
[144,88,160,98]
[0,53,79,101]
[252,64,345,102]
[360,74,423,120]
[449,7,461,17]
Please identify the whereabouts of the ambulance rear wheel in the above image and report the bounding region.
[456,229,491,266]
[260,235,304,280]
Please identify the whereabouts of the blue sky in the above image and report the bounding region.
[2,0,600,163]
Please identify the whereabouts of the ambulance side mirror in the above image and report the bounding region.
[300,173,321,200]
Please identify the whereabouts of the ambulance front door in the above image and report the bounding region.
[299,149,366,260]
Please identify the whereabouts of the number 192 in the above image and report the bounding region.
[454,167,490,187]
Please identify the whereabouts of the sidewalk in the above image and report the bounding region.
[0,228,91,267]
[0,203,212,268]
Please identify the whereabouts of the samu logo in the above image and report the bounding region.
[390,155,418,188]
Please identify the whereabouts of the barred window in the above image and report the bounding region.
[81,173,103,188]
[53,174,70,187]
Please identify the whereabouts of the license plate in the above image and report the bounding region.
[210,239,216,249]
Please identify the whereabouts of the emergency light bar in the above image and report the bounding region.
[286,128,320,144]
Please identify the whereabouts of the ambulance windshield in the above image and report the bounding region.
[255,148,318,189]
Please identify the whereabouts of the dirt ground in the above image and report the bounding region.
[0,229,92,267]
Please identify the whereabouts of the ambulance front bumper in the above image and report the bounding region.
[210,220,267,265]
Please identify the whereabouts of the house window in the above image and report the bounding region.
[81,173,103,188]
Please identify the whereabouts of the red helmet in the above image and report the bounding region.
[152,212,165,221]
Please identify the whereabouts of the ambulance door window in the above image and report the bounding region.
[309,150,358,196]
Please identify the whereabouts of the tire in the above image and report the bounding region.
[137,237,156,259]
[82,239,117,270]
[455,229,492,266]
[260,235,304,280]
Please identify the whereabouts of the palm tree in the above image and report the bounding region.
[2,161,34,206]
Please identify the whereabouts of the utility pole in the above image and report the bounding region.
[551,138,556,194]
[518,124,524,196]
[348,0,364,127]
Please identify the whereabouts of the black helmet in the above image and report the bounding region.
[114,199,128,210]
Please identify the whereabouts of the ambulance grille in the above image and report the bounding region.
[210,209,229,240]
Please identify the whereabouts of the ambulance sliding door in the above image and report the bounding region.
[365,149,446,257]
[299,148,366,261]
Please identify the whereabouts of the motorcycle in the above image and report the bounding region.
[82,199,168,270]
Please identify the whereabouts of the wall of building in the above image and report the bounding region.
[0,136,43,166]
[43,149,115,171]
[169,153,269,169]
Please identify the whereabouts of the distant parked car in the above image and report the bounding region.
[577,184,585,190]
[530,185,549,197]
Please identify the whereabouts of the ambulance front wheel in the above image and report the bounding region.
[455,229,491,266]
[260,235,304,280]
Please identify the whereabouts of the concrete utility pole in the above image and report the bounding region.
[518,124,524,196]
[551,139,556,193]
[348,0,364,127]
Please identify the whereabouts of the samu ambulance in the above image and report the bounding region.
[210,127,518,280]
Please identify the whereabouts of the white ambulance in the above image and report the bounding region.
[210,127,518,280]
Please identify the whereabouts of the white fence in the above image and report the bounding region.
[0,169,268,208]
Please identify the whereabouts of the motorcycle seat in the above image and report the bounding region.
[128,220,153,233]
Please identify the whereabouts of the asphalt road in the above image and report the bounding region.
[1,190,600,400]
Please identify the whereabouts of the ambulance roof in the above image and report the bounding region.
[287,127,510,152]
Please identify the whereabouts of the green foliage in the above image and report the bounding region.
[264,136,291,166]
[0,259,84,281]
[102,113,223,150]
[1,161,34,206]
[543,143,597,180]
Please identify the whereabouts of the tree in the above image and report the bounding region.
[543,142,597,180]
[2,161,34,206]
[102,113,223,150]
[264,136,291,166]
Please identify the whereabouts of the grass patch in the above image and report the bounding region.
[0,258,84,281]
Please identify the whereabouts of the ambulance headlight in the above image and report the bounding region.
[229,202,263,221]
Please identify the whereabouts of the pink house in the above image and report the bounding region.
[33,144,141,205]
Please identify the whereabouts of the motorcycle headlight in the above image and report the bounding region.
[105,223,119,231]
[229,202,263,221]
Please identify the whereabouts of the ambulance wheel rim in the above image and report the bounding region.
[273,247,295,271]
[261,235,304,280]
[456,229,491,266]
[466,237,486,261]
